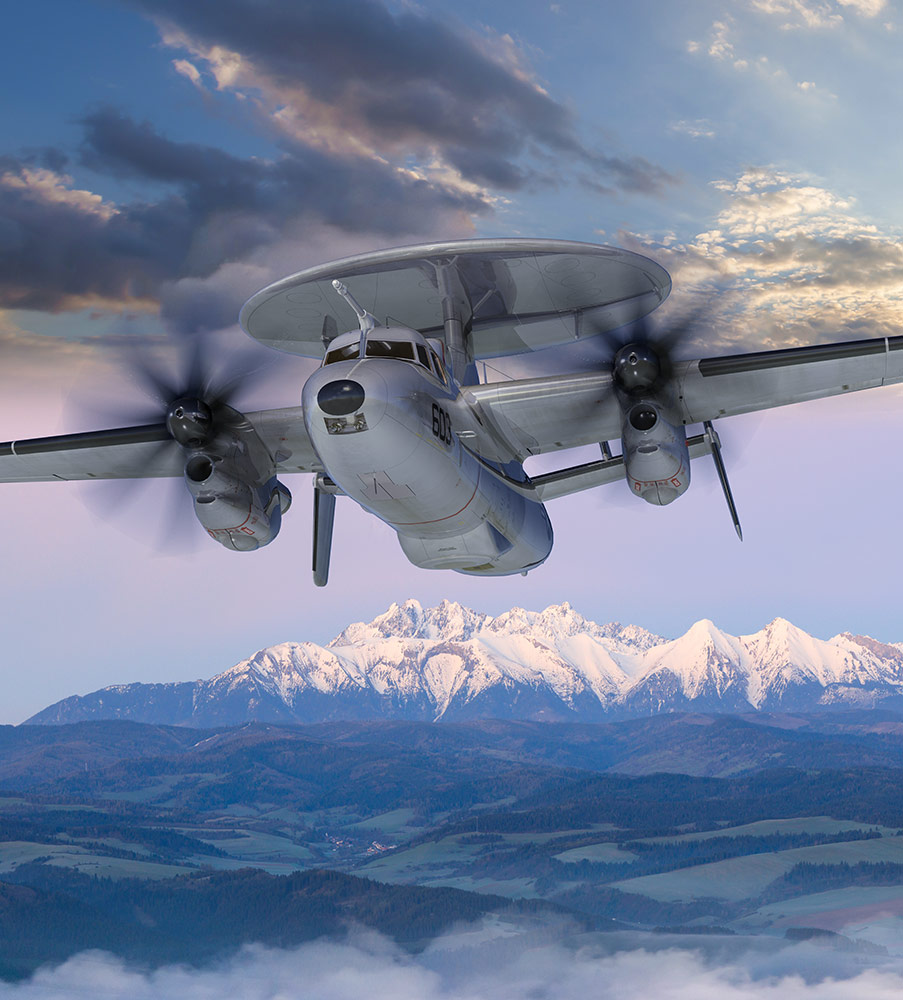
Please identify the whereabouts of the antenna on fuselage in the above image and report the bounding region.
[332,280,377,359]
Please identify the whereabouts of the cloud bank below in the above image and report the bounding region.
[4,925,903,999]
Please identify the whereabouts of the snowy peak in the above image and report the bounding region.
[196,606,903,719]
[330,599,490,646]
[833,633,903,666]
[486,603,597,648]
[26,601,903,727]
[629,619,747,709]
[741,617,850,698]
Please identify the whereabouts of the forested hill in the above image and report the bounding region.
[0,867,569,980]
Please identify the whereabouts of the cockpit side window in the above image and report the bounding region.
[324,342,361,365]
[430,349,448,383]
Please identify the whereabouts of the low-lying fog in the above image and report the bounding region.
[4,920,903,999]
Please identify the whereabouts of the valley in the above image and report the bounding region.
[4,714,903,975]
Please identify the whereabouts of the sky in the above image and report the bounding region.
[2,0,903,723]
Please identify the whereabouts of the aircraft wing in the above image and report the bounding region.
[679,336,903,422]
[0,407,322,484]
[465,334,903,461]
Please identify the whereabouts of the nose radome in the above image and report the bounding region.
[317,379,365,415]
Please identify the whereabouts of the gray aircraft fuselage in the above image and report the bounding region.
[301,327,553,576]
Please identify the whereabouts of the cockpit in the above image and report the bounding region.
[322,329,448,383]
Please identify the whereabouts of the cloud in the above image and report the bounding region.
[1,0,676,328]
[749,0,844,29]
[620,167,903,352]
[157,220,472,335]
[752,0,888,25]
[669,119,717,139]
[686,12,846,96]
[4,926,903,1000]
[0,110,482,319]
[125,0,674,197]
[171,58,202,87]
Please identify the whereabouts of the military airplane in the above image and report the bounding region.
[2,238,900,585]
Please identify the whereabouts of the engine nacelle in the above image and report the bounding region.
[621,401,690,506]
[184,453,291,551]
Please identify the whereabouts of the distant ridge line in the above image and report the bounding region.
[25,599,903,727]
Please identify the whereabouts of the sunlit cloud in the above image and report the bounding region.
[688,13,843,95]
[750,0,886,27]
[0,111,482,320]
[171,58,203,89]
[136,0,674,198]
[0,166,117,221]
[621,167,903,352]
[749,0,844,29]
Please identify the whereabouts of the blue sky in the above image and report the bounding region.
[2,0,903,723]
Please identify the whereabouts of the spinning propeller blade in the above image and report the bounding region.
[70,332,275,551]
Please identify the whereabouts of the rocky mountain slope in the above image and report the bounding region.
[26,600,903,726]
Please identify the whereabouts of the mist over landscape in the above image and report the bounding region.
[6,930,903,1000]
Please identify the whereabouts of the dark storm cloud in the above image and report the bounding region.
[0,110,485,313]
[126,0,675,195]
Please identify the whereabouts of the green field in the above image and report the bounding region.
[614,835,903,902]
[357,835,485,883]
[345,808,419,836]
[0,841,188,880]
[102,774,187,802]
[497,827,615,845]
[193,829,314,862]
[740,884,903,929]
[637,817,897,845]
[422,874,541,898]
[554,842,638,864]
[187,856,309,875]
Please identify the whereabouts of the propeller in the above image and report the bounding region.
[593,303,715,396]
[582,296,748,536]
[70,332,276,552]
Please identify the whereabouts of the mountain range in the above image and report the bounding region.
[26,600,903,726]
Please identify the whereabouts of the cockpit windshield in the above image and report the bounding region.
[323,342,361,365]
[364,340,415,361]
[323,335,446,383]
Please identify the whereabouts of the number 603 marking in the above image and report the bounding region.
[431,403,452,446]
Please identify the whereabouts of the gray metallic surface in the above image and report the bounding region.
[166,399,213,447]
[0,435,183,483]
[463,372,621,460]
[0,424,169,456]
[679,336,903,423]
[312,486,336,587]
[532,432,714,502]
[0,407,322,483]
[240,238,670,360]
[704,420,743,540]
[698,335,903,376]
[463,332,903,464]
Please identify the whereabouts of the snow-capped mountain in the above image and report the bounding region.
[26,600,903,726]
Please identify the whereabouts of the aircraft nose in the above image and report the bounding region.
[317,379,365,415]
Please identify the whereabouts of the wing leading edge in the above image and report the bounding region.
[0,407,321,484]
[464,334,903,463]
